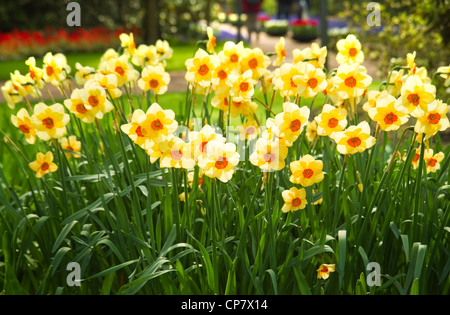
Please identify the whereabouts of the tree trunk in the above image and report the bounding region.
[144,0,160,44]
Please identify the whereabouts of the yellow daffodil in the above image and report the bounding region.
[332,121,376,155]
[273,37,287,66]
[60,135,81,159]
[159,135,196,169]
[218,41,245,72]
[43,52,70,86]
[305,120,318,142]
[25,56,44,88]
[387,69,406,97]
[410,148,421,170]
[155,39,173,60]
[314,104,348,137]
[289,154,324,187]
[99,55,139,87]
[334,63,372,100]
[11,108,37,144]
[121,109,154,150]
[135,102,178,144]
[131,44,159,67]
[230,98,258,118]
[424,149,445,174]
[138,64,171,95]
[29,151,58,178]
[240,47,271,81]
[281,187,307,213]
[32,102,70,141]
[1,80,23,109]
[292,62,327,98]
[92,72,122,99]
[273,63,303,98]
[229,69,257,102]
[74,62,96,86]
[119,32,137,57]
[250,138,288,171]
[414,99,449,140]
[188,168,205,188]
[362,90,384,113]
[64,88,95,123]
[188,124,226,163]
[211,61,234,91]
[368,93,409,131]
[401,75,436,118]
[211,86,231,112]
[206,26,217,54]
[336,34,364,65]
[274,102,310,147]
[185,48,220,88]
[437,64,450,87]
[292,42,327,69]
[79,79,114,121]
[317,264,335,280]
[236,120,260,141]
[198,140,240,183]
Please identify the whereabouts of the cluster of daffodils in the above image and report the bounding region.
[7,32,173,178]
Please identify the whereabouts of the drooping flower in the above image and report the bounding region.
[292,42,327,69]
[368,93,409,131]
[32,102,70,141]
[305,120,318,142]
[198,140,240,183]
[400,74,436,118]
[332,121,376,155]
[414,99,449,140]
[1,80,23,109]
[119,32,137,57]
[74,62,96,86]
[131,44,159,67]
[289,154,324,187]
[211,86,231,112]
[281,187,307,213]
[138,64,171,95]
[155,39,173,60]
[317,264,335,280]
[11,108,37,144]
[185,48,220,88]
[229,98,258,118]
[25,56,44,88]
[274,102,310,147]
[206,26,217,54]
[273,37,287,66]
[387,69,406,97]
[249,137,288,171]
[60,135,81,159]
[29,151,58,178]
[437,64,450,87]
[314,104,347,137]
[121,109,152,150]
[336,34,364,65]
[92,72,122,99]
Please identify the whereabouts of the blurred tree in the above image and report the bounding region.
[144,0,161,43]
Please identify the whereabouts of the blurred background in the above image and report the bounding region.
[0,0,449,88]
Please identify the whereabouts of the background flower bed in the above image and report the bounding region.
[0,26,140,62]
